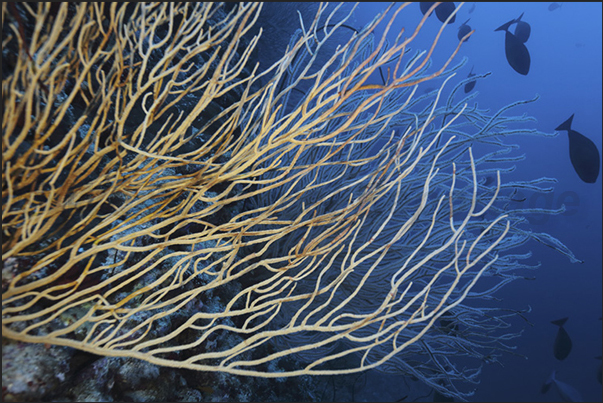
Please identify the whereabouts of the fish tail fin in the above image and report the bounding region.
[555,114,574,132]
[551,317,569,327]
[541,370,557,394]
[494,19,514,32]
[549,370,558,383]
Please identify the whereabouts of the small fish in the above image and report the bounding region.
[480,175,496,187]
[541,379,553,394]
[420,2,435,17]
[548,2,562,11]
[555,114,601,183]
[419,3,456,24]
[464,66,476,93]
[495,18,530,75]
[542,370,583,402]
[435,2,456,24]
[458,18,472,42]
[468,3,476,14]
[513,13,531,43]
[551,317,573,360]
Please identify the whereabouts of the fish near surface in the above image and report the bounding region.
[495,18,530,75]
[514,12,531,43]
[435,2,456,24]
[555,114,601,183]
[551,317,573,360]
[419,3,456,25]
[419,2,435,17]
[549,2,562,11]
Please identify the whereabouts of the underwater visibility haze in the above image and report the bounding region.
[365,2,601,402]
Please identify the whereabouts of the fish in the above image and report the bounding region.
[419,2,435,17]
[495,18,530,75]
[435,2,456,24]
[555,114,601,183]
[551,317,573,360]
[513,13,531,43]
[480,174,496,187]
[468,3,476,14]
[458,18,472,42]
[548,2,562,11]
[419,3,456,24]
[542,370,583,402]
[464,65,476,93]
[541,379,552,394]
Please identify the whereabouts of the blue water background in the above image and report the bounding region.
[348,2,602,401]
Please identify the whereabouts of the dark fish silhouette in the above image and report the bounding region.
[551,317,573,361]
[548,2,562,11]
[468,3,476,14]
[420,2,456,24]
[542,370,583,402]
[464,65,476,93]
[555,114,601,183]
[514,13,531,43]
[458,18,472,42]
[495,18,531,75]
[541,378,552,394]
[480,174,496,187]
[435,2,456,24]
[420,2,435,16]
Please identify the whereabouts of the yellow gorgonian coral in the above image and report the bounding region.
[2,2,579,400]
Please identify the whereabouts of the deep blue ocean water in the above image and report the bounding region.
[344,2,602,402]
